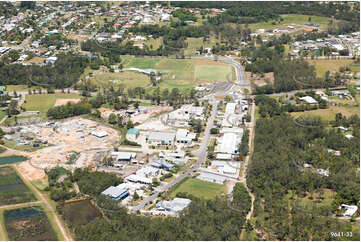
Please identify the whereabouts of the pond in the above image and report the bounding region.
[0,156,28,165]
[60,199,102,228]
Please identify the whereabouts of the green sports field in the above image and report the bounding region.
[168,177,226,200]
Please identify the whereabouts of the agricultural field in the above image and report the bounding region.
[168,177,226,200]
[3,206,58,241]
[23,93,81,117]
[249,14,333,31]
[306,59,355,78]
[0,166,36,206]
[58,200,102,229]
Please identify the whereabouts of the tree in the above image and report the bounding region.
[108,113,117,124]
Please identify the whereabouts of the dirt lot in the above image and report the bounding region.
[131,105,172,124]
[25,117,120,173]
[247,72,274,86]
[54,98,81,106]
[17,161,46,180]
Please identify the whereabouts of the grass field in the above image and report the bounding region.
[0,166,36,206]
[195,65,234,81]
[24,93,81,116]
[94,57,234,91]
[168,177,226,200]
[249,14,333,31]
[5,85,40,92]
[306,59,355,78]
[91,71,150,89]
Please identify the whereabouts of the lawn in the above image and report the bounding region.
[306,59,354,78]
[168,177,226,200]
[24,93,81,116]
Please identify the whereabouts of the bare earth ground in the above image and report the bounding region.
[4,117,121,179]
[17,161,46,180]
[247,72,274,86]
[54,98,81,107]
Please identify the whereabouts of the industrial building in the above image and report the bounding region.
[154,197,192,215]
[150,159,175,171]
[111,152,137,162]
[91,130,109,138]
[176,129,196,145]
[198,171,227,184]
[101,186,129,200]
[136,166,160,178]
[125,174,152,184]
[147,131,176,145]
[215,132,242,155]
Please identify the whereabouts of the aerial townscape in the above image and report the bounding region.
[0,1,359,241]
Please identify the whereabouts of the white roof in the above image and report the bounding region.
[125,174,152,184]
[225,103,236,114]
[148,132,175,142]
[216,132,241,154]
[91,130,108,137]
[299,96,318,104]
[216,153,232,160]
[156,197,191,213]
[111,152,136,160]
[198,171,227,184]
[220,127,243,134]
[176,129,188,138]
[339,204,358,217]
